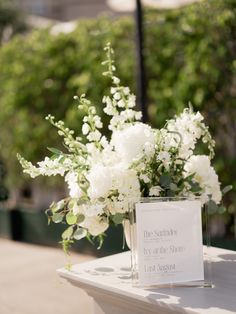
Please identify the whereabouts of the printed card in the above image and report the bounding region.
[135,200,204,286]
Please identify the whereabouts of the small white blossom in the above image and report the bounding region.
[82,123,90,135]
[114,92,121,100]
[149,186,162,197]
[87,130,101,142]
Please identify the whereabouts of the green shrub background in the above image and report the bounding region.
[0,0,235,232]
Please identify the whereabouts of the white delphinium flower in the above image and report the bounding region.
[17,155,67,178]
[184,155,222,204]
[37,157,66,176]
[87,130,102,142]
[80,216,109,236]
[82,123,90,135]
[86,164,113,199]
[65,172,82,198]
[111,123,155,165]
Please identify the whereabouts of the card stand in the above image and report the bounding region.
[128,197,213,289]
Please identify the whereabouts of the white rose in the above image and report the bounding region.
[86,164,112,199]
[111,123,155,164]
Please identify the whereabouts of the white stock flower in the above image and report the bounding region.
[167,109,205,159]
[111,123,155,164]
[184,155,222,204]
[86,164,112,199]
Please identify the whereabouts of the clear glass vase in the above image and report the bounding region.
[128,197,212,288]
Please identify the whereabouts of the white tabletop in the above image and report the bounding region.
[58,246,236,314]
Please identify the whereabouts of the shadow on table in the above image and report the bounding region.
[146,253,236,313]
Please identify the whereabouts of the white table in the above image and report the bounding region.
[58,247,236,314]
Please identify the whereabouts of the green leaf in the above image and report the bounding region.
[170,183,178,191]
[97,234,105,250]
[111,213,124,225]
[159,175,171,188]
[47,147,63,155]
[206,199,218,214]
[52,212,64,223]
[66,212,77,225]
[86,233,94,245]
[50,199,66,213]
[60,239,74,256]
[190,182,202,193]
[166,189,175,197]
[222,185,233,195]
[73,228,87,240]
[62,226,74,240]
[77,214,85,224]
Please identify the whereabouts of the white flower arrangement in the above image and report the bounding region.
[18,43,227,254]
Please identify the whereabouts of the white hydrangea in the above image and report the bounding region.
[111,123,156,165]
[77,203,105,217]
[86,164,113,199]
[80,216,109,236]
[184,155,222,204]
[113,167,140,198]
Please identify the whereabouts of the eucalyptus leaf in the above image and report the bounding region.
[222,185,233,195]
[190,182,201,193]
[47,147,63,155]
[77,214,85,224]
[62,226,74,240]
[206,199,218,214]
[111,213,124,225]
[73,228,87,240]
[159,175,171,188]
[170,183,178,191]
[66,212,77,225]
[52,212,64,223]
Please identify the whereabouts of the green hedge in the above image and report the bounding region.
[0,0,235,229]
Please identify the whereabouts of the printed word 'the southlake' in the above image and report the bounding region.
[144,229,177,238]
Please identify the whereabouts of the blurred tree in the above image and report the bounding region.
[0,0,235,232]
[0,158,8,201]
[0,0,27,44]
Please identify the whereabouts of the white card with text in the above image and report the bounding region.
[135,200,204,286]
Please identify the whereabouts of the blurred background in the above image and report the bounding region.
[0,0,235,256]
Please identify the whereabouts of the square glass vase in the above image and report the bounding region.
[127,197,212,288]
